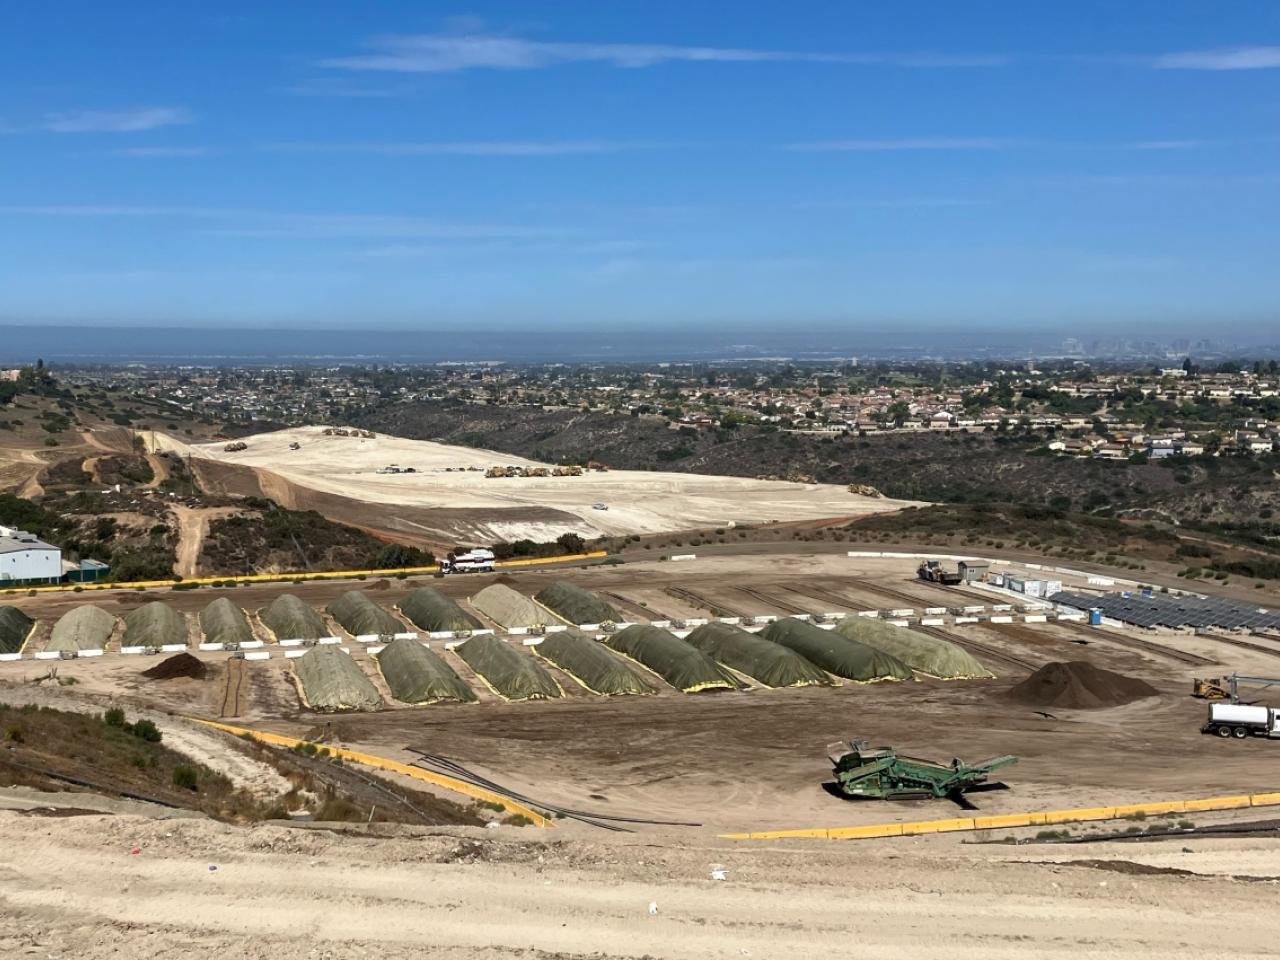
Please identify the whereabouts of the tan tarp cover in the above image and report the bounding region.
[293,645,383,712]
[47,605,116,652]
[835,617,994,679]
[471,583,555,629]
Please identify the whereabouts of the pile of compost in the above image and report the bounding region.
[142,652,208,681]
[1007,661,1158,709]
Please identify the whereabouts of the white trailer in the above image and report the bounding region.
[1202,702,1280,739]
[440,549,496,574]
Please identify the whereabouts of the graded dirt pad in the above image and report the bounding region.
[152,424,917,544]
[6,814,1280,960]
[141,652,208,681]
[1007,660,1160,710]
[0,605,34,654]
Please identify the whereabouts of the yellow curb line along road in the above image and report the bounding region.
[8,552,609,596]
[721,792,1280,841]
[192,718,554,828]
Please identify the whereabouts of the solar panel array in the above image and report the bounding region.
[1050,591,1280,631]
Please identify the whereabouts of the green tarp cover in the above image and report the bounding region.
[293,645,383,712]
[124,601,187,648]
[471,583,551,629]
[327,590,404,637]
[685,622,834,688]
[376,637,476,704]
[835,617,994,679]
[399,587,481,632]
[198,597,255,647]
[0,605,34,654]
[534,628,650,696]
[605,624,739,693]
[259,594,329,640]
[455,634,562,701]
[47,605,115,652]
[534,581,620,625]
[761,618,912,682]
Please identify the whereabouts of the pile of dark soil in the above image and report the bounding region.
[1007,661,1158,709]
[142,652,208,681]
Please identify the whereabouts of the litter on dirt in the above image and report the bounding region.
[1006,661,1158,709]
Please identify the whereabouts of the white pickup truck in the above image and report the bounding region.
[1202,702,1280,739]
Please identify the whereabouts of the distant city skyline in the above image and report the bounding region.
[2,1,1279,331]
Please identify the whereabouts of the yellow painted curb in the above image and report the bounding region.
[7,552,609,596]
[191,718,554,828]
[722,791,1280,841]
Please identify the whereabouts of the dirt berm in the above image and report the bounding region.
[1007,660,1159,709]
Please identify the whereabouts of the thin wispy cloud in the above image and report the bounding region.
[1154,46,1280,70]
[266,140,640,156]
[786,137,1014,152]
[0,204,569,241]
[321,32,1007,73]
[109,146,211,158]
[43,107,192,133]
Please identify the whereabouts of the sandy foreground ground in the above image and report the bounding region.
[3,810,1279,960]
[150,425,915,541]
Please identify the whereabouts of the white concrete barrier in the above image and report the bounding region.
[278,638,304,647]
[79,649,104,657]
[545,624,568,633]
[198,642,223,652]
[1088,576,1116,586]
[992,604,1014,612]
[650,620,671,628]
[890,608,914,618]
[392,631,418,640]
[317,637,341,645]
[857,610,880,618]
[284,649,307,659]
[954,616,979,624]
[577,623,600,632]
[757,615,778,623]
[1023,614,1048,623]
[367,645,385,655]
[923,607,947,615]
[159,644,187,653]
[444,641,461,651]
[718,616,741,625]
[473,628,495,637]
[522,637,544,646]
[120,645,145,655]
[990,615,1014,623]
[244,651,271,661]
[962,605,986,613]
[355,634,381,643]
[685,617,709,626]
[34,651,62,660]
[670,554,697,561]
[817,623,836,630]
[0,653,22,662]
[791,613,812,622]
[1057,613,1085,622]
[241,640,265,649]
[921,617,946,626]
[887,619,910,627]
[826,612,847,620]
[428,630,454,640]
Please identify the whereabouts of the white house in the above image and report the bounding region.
[0,526,62,584]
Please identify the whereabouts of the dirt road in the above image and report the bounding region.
[170,503,242,578]
[2,812,1278,959]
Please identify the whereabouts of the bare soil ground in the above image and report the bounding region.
[3,809,1280,959]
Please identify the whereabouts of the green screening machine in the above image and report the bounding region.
[827,740,1017,802]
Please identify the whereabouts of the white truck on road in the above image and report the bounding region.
[1202,702,1280,739]
[440,549,496,575]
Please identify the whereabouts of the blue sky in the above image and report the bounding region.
[1,2,1278,334]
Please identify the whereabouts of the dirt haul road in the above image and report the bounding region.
[150,425,916,545]
[2,812,1278,960]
